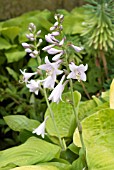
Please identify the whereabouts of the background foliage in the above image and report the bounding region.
[0,1,114,169]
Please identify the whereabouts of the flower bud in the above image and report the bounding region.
[22,42,30,48]
[25,48,32,53]
[33,50,39,55]
[50,26,56,31]
[28,23,36,32]
[54,22,59,27]
[29,53,36,58]
[52,31,60,36]
[36,30,41,36]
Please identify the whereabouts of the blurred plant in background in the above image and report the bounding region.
[82,0,114,79]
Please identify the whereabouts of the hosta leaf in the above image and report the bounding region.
[73,108,114,170]
[4,115,40,132]
[45,91,81,138]
[5,48,26,63]
[11,165,59,170]
[1,26,20,42]
[0,137,61,168]
[0,37,12,50]
[63,7,85,35]
[110,79,114,109]
[101,90,109,102]
[6,67,18,81]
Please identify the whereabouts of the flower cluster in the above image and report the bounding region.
[21,14,87,103]
[22,23,42,58]
[20,14,88,138]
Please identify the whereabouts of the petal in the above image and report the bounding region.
[80,72,86,81]
[52,52,63,61]
[67,72,76,79]
[71,44,84,52]
[43,76,55,89]
[69,62,77,72]
[45,34,55,43]
[47,48,63,55]
[42,44,55,51]
[52,31,60,36]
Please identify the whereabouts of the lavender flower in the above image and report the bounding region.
[48,75,68,103]
[70,44,84,52]
[20,69,37,83]
[32,116,49,138]
[67,63,88,82]
[26,79,42,95]
[38,56,63,89]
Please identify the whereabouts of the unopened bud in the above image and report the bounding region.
[26,33,35,41]
[52,31,60,36]
[54,22,59,27]
[29,53,36,58]
[28,23,36,32]
[50,26,56,31]
[33,50,39,55]
[25,48,32,53]
[36,30,41,36]
[22,42,30,48]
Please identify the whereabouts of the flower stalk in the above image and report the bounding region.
[43,88,64,150]
[69,79,87,168]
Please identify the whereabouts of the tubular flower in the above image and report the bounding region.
[38,56,63,89]
[70,44,84,52]
[67,63,88,82]
[45,33,59,44]
[26,79,42,95]
[20,69,37,83]
[48,75,68,103]
[32,116,49,138]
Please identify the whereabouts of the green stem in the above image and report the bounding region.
[70,79,86,151]
[70,79,87,168]
[43,88,64,149]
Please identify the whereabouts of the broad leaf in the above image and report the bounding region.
[0,137,61,168]
[6,67,18,81]
[11,165,59,170]
[110,79,114,109]
[73,108,114,170]
[45,91,81,138]
[1,27,20,42]
[0,37,12,50]
[5,48,26,63]
[4,115,40,132]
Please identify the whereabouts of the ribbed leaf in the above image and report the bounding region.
[45,91,81,138]
[5,49,26,63]
[73,108,114,170]
[4,115,40,132]
[0,137,61,168]
[110,79,114,109]
[0,37,12,50]
[11,165,59,170]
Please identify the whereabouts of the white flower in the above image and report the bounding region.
[48,75,67,103]
[67,63,88,82]
[43,75,55,89]
[26,79,42,95]
[51,31,60,36]
[52,51,63,61]
[45,34,58,44]
[42,44,55,51]
[47,48,63,55]
[70,44,84,52]
[20,69,37,83]
[32,116,49,138]
[22,42,30,48]
[38,56,63,89]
